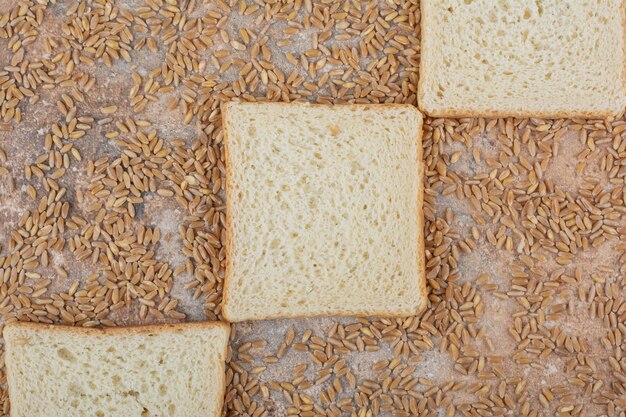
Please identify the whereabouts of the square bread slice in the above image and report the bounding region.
[419,0,626,118]
[3,321,230,417]
[222,102,426,322]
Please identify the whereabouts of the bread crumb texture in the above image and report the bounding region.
[420,0,626,117]
[224,103,425,321]
[4,323,229,417]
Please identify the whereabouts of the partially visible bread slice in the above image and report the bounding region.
[222,102,426,322]
[3,322,230,417]
[419,0,626,118]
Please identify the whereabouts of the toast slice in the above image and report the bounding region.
[222,102,426,322]
[3,321,230,417]
[419,0,626,118]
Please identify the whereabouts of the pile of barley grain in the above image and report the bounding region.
[0,1,624,416]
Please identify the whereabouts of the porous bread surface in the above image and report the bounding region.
[223,102,425,322]
[3,322,230,417]
[419,0,626,118]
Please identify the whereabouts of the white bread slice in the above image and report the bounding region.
[419,0,626,118]
[3,321,230,417]
[222,102,426,322]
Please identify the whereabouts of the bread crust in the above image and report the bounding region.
[620,0,626,111]
[225,306,427,323]
[221,101,427,322]
[418,0,626,119]
[4,321,231,417]
[221,100,235,322]
[3,320,231,336]
[416,0,431,117]
[419,106,624,120]
[414,113,427,309]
